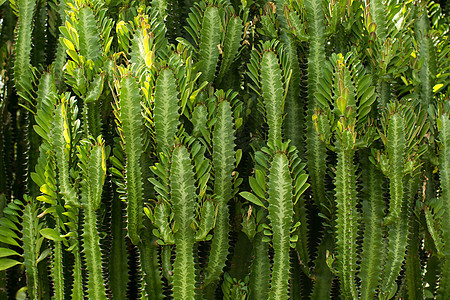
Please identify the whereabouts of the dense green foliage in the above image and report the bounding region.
[0,0,449,299]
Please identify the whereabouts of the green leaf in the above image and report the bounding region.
[240,192,265,208]
[36,248,50,264]
[0,258,21,271]
[40,228,63,241]
[0,248,21,258]
[0,235,19,247]
[249,177,265,199]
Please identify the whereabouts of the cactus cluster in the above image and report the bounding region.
[0,0,449,299]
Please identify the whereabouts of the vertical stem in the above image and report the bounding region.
[334,148,358,299]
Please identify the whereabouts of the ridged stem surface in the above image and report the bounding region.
[268,153,293,300]
[118,76,145,245]
[335,148,358,299]
[170,146,196,300]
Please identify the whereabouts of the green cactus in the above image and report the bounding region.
[114,74,145,245]
[78,137,108,300]
[1,0,449,298]
[437,110,450,299]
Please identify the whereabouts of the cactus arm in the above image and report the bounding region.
[282,35,304,153]
[359,154,385,300]
[109,186,130,299]
[437,113,450,299]
[212,101,236,205]
[52,232,64,300]
[52,102,78,207]
[304,0,328,210]
[385,113,406,224]
[127,11,168,77]
[334,147,358,299]
[379,172,415,300]
[79,140,107,300]
[13,0,37,95]
[379,193,409,299]
[204,202,229,296]
[170,145,196,300]
[415,11,436,107]
[21,203,39,300]
[81,204,107,300]
[30,1,47,67]
[261,50,284,145]
[273,0,304,152]
[77,6,102,63]
[248,232,270,299]
[117,76,145,245]
[217,15,243,85]
[294,194,310,272]
[154,69,180,151]
[267,153,293,300]
[161,244,173,286]
[418,36,436,107]
[71,249,83,299]
[310,233,334,299]
[204,100,236,287]
[53,0,67,87]
[129,27,147,72]
[198,6,221,84]
[139,229,164,300]
[283,33,310,269]
[405,189,423,300]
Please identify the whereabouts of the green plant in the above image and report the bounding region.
[0,0,449,299]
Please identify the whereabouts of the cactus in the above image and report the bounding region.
[1,1,449,298]
[114,74,145,245]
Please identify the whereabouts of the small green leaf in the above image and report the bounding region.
[0,218,19,231]
[0,235,19,247]
[36,248,51,264]
[40,228,63,241]
[240,192,266,208]
[0,248,21,258]
[30,172,45,187]
[0,227,19,239]
[0,258,21,271]
[149,178,169,195]
[36,195,57,205]
[249,177,265,199]
[261,236,271,243]
[236,149,242,167]
[263,229,272,236]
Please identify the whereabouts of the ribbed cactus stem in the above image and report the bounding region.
[335,147,358,299]
[268,153,293,300]
[385,112,406,225]
[170,145,196,300]
[438,113,450,299]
